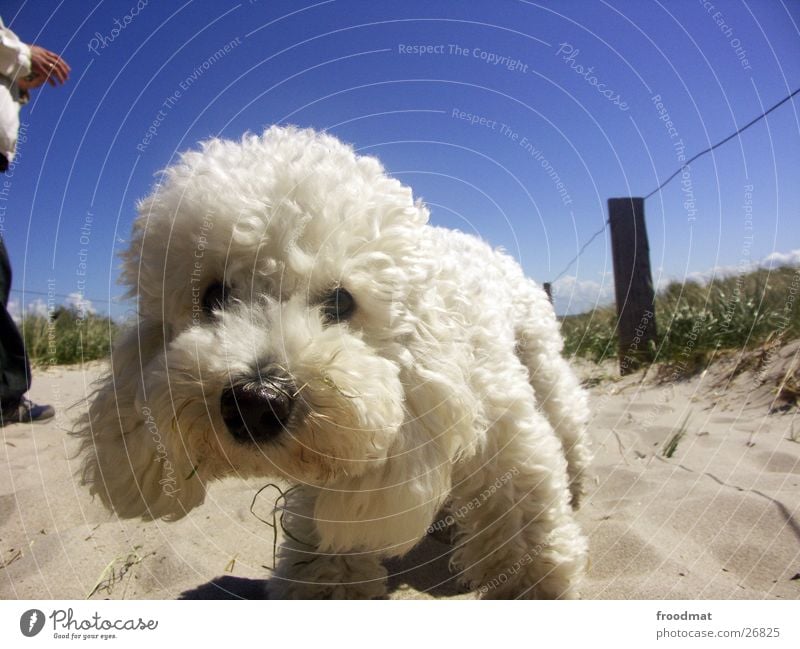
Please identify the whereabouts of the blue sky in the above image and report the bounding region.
[2,0,798,317]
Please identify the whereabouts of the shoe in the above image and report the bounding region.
[0,398,55,426]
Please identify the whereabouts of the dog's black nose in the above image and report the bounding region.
[220,378,294,443]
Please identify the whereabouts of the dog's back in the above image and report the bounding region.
[420,225,591,505]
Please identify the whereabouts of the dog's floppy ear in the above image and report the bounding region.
[312,344,477,557]
[312,429,452,556]
[311,230,480,557]
[74,321,206,521]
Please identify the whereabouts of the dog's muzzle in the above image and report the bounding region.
[220,374,295,443]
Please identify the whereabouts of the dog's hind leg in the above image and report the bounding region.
[267,486,388,599]
[513,282,592,507]
[449,356,587,599]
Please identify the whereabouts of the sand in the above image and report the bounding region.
[1,342,798,600]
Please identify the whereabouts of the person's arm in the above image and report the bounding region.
[17,45,70,90]
[0,22,32,79]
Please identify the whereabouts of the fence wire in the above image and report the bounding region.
[11,88,800,307]
[550,86,799,288]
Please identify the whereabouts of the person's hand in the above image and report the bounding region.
[16,71,46,91]
[19,45,70,89]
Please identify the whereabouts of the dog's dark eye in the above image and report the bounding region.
[321,287,355,323]
[202,282,228,315]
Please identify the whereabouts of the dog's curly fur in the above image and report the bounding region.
[75,126,591,599]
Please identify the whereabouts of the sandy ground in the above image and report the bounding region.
[1,342,798,600]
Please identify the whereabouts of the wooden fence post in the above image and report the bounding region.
[608,197,657,375]
[543,282,552,304]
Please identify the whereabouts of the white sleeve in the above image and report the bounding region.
[0,20,32,79]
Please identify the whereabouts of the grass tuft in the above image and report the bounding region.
[561,265,800,369]
[18,306,118,366]
[663,414,691,459]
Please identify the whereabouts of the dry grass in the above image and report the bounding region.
[562,265,800,370]
[662,414,691,459]
[19,306,118,366]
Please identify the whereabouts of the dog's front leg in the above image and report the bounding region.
[267,486,388,599]
[271,547,388,600]
[449,409,588,599]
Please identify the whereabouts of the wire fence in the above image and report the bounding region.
[549,86,800,287]
[10,87,800,314]
[9,287,112,304]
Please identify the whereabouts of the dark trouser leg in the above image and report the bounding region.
[0,236,31,411]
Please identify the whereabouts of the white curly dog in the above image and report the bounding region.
[76,126,591,599]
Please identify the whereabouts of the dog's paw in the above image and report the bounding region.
[269,554,388,599]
